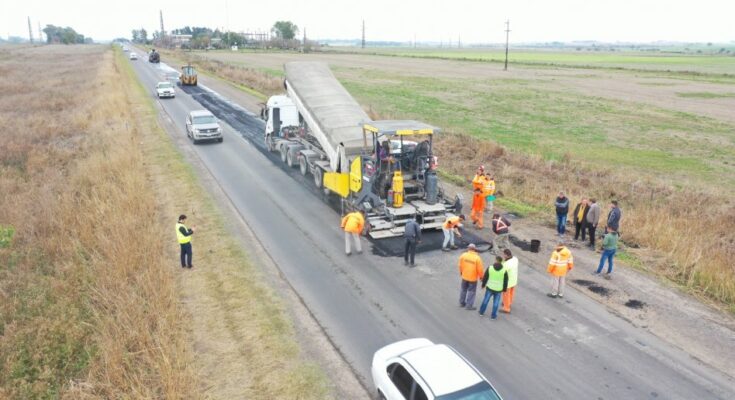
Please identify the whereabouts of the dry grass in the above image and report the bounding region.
[0,45,197,398]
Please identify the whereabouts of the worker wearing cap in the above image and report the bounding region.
[176,214,194,269]
[458,243,484,310]
[471,166,487,229]
[547,242,574,298]
[341,210,365,256]
[442,214,465,251]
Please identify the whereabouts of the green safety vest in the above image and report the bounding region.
[503,257,519,288]
[486,266,507,292]
[176,223,191,244]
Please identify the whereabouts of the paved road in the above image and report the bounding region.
[127,52,734,399]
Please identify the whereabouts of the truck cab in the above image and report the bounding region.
[264,95,300,142]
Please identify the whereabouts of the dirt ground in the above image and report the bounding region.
[194,72,735,382]
[200,51,735,125]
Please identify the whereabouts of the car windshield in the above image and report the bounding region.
[158,82,173,89]
[193,115,216,124]
[435,381,502,400]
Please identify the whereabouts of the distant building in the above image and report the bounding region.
[170,34,192,46]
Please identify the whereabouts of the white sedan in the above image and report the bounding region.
[129,52,138,60]
[372,338,503,400]
[155,81,175,99]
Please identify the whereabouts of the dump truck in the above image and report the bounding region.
[180,64,197,86]
[263,62,460,238]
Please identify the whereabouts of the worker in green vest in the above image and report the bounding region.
[478,256,509,320]
[176,214,195,269]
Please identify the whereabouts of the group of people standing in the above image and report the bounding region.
[458,245,519,320]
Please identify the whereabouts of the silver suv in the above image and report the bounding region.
[186,110,223,144]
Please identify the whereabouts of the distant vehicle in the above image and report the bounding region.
[149,49,160,63]
[129,52,138,60]
[186,110,223,144]
[122,46,129,52]
[155,81,175,99]
[180,64,197,86]
[372,338,503,400]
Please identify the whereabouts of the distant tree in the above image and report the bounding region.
[131,28,149,44]
[43,25,85,44]
[271,21,298,40]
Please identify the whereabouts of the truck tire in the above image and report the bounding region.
[286,150,297,168]
[299,155,308,176]
[280,145,288,163]
[314,167,323,189]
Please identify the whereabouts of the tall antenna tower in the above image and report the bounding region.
[504,20,511,71]
[361,20,365,49]
[27,17,34,44]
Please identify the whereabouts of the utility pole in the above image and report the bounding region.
[413,33,416,48]
[37,21,42,43]
[361,20,365,49]
[302,27,306,53]
[159,10,165,47]
[27,17,34,44]
[504,20,511,71]
[458,35,461,49]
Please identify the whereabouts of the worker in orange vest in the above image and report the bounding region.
[442,214,465,251]
[341,210,365,256]
[470,166,487,229]
[458,243,484,310]
[547,242,574,298]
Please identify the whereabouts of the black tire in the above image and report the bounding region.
[280,146,288,163]
[314,167,323,189]
[192,138,199,145]
[286,151,297,168]
[299,155,308,176]
[218,137,223,143]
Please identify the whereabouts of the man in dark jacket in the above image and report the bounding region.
[572,198,589,241]
[607,200,622,232]
[554,191,570,236]
[491,213,511,253]
[403,217,421,267]
[479,256,508,320]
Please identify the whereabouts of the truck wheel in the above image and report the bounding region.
[299,155,308,176]
[286,151,297,168]
[280,146,288,163]
[314,168,323,189]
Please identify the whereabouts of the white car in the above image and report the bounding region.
[129,52,138,60]
[372,338,503,400]
[155,81,175,99]
[186,110,223,144]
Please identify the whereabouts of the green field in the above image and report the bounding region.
[332,47,735,75]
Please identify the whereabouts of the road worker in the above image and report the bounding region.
[442,214,465,251]
[483,174,496,212]
[500,249,518,313]
[341,210,365,256]
[471,167,487,229]
[458,243,484,310]
[479,256,508,320]
[176,214,194,269]
[547,242,574,298]
[491,213,511,253]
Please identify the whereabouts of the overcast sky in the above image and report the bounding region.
[3,0,734,43]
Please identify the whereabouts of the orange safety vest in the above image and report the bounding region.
[458,250,484,282]
[547,247,574,276]
[443,216,462,230]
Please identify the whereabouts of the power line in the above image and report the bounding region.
[504,20,511,71]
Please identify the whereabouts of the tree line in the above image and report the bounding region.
[42,25,91,44]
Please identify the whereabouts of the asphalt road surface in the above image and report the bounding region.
[127,52,734,399]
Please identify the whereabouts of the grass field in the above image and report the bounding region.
[331,47,735,75]
[182,48,735,308]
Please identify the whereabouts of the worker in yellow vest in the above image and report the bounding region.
[176,214,195,269]
[483,174,496,212]
[501,249,518,313]
[341,210,365,256]
[547,242,574,298]
[479,255,508,320]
